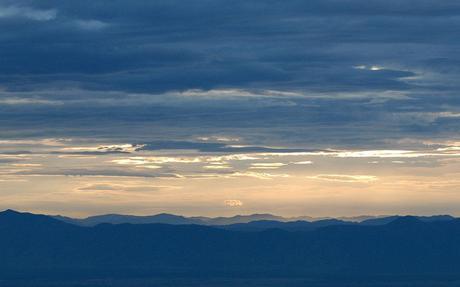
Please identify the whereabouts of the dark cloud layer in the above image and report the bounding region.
[1,0,454,92]
[0,0,459,147]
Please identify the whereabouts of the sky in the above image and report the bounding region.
[1,0,460,217]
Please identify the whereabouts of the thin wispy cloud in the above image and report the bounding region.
[0,5,56,21]
[307,174,379,183]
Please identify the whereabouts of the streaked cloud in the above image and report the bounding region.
[62,144,144,154]
[0,5,56,21]
[250,163,287,169]
[197,136,240,142]
[0,138,69,147]
[77,183,177,192]
[231,172,290,180]
[354,65,385,71]
[307,174,378,183]
[293,161,313,165]
[0,97,61,105]
[73,19,109,30]
[11,163,42,167]
[203,165,232,170]
[16,168,181,179]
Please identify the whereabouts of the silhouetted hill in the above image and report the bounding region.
[221,219,354,232]
[55,213,293,226]
[55,213,203,226]
[54,213,317,226]
[54,212,456,230]
[2,209,460,283]
[196,213,287,225]
[0,209,75,230]
[361,215,455,226]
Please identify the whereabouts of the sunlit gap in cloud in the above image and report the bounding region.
[1,136,460,216]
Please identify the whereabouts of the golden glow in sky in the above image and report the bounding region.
[1,137,460,217]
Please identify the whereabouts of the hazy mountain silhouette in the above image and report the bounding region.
[360,214,455,226]
[194,213,288,225]
[54,212,456,229]
[2,209,460,283]
[54,213,316,226]
[55,213,203,226]
[221,219,354,232]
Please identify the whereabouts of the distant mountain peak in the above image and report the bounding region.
[0,209,23,217]
[1,209,20,213]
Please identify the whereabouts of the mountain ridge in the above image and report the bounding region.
[48,210,456,227]
[2,209,460,281]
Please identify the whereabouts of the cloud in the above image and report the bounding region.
[73,20,108,30]
[250,163,287,169]
[332,149,460,158]
[138,140,308,153]
[0,5,57,21]
[203,165,232,170]
[137,165,162,170]
[0,158,20,164]
[11,163,42,167]
[16,168,180,179]
[197,136,240,142]
[0,97,61,105]
[0,0,454,100]
[78,183,122,191]
[61,144,144,154]
[1,0,460,220]
[0,176,27,182]
[77,183,173,192]
[111,153,262,167]
[112,157,199,165]
[293,161,313,165]
[224,200,243,207]
[231,172,290,180]
[1,1,460,215]
[307,174,378,183]
[0,138,69,147]
[0,153,30,158]
[173,170,290,180]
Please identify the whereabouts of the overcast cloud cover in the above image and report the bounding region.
[1,1,460,216]
[0,0,458,146]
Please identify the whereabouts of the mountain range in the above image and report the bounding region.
[52,212,455,227]
[53,213,319,226]
[2,209,460,285]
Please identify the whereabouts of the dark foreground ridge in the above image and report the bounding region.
[1,209,460,285]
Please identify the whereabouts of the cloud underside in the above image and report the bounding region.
[0,0,457,148]
[2,138,460,182]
